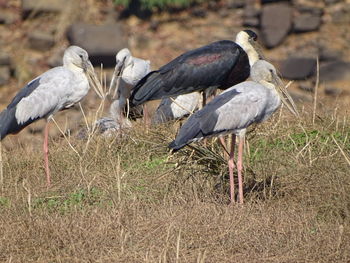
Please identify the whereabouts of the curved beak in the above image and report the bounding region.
[273,74,299,117]
[84,59,104,99]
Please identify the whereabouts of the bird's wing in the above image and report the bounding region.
[169,82,267,150]
[13,67,75,124]
[130,40,247,106]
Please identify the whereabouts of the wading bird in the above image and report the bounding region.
[0,45,102,187]
[152,92,201,124]
[129,30,260,107]
[109,48,150,123]
[169,60,298,204]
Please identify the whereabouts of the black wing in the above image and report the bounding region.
[0,77,41,139]
[130,40,249,106]
[169,89,240,151]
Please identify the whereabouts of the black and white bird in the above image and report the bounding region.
[169,60,298,204]
[129,30,260,107]
[0,45,101,187]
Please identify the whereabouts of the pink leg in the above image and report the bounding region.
[237,135,244,204]
[43,121,51,187]
[228,134,236,204]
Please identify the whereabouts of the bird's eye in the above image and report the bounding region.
[79,54,83,59]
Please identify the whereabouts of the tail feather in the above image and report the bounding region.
[0,108,15,140]
[168,121,202,151]
[130,71,164,106]
[0,107,39,140]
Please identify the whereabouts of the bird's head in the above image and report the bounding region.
[63,45,104,98]
[115,48,132,72]
[236,30,258,45]
[251,60,299,117]
[109,48,132,98]
[235,30,262,66]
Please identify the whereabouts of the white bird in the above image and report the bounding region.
[169,60,298,204]
[0,45,101,187]
[152,92,201,124]
[93,100,132,136]
[109,48,151,123]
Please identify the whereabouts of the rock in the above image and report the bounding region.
[0,52,11,66]
[298,83,314,92]
[295,5,323,16]
[243,17,260,27]
[329,5,350,24]
[227,0,245,9]
[0,66,10,86]
[191,7,207,18]
[319,61,350,82]
[242,4,260,27]
[28,31,55,51]
[67,23,128,68]
[294,13,321,32]
[324,0,342,5]
[21,0,66,18]
[261,0,292,3]
[47,49,64,68]
[260,2,292,48]
[0,10,17,24]
[318,45,342,62]
[324,86,344,96]
[279,57,317,80]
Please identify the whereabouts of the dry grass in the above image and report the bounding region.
[0,107,349,262]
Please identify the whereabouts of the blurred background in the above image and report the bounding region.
[0,0,349,148]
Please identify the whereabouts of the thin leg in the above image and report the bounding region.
[143,104,150,127]
[237,135,244,204]
[228,134,236,204]
[43,121,51,187]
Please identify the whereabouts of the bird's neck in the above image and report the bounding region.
[236,39,259,67]
[64,62,84,74]
[259,80,275,90]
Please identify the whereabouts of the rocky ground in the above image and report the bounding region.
[0,0,350,147]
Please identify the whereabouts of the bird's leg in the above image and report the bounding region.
[228,134,236,204]
[43,121,51,187]
[143,104,150,127]
[237,135,244,204]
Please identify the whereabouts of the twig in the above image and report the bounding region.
[332,135,350,167]
[51,117,81,158]
[312,57,319,125]
[170,97,195,115]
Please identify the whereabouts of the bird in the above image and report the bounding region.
[129,29,260,107]
[152,92,201,124]
[0,45,101,187]
[109,48,151,123]
[92,100,132,137]
[169,60,298,204]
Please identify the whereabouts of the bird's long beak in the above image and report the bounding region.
[84,60,104,99]
[274,74,299,117]
[109,59,125,99]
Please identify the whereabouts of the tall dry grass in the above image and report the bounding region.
[0,104,349,262]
